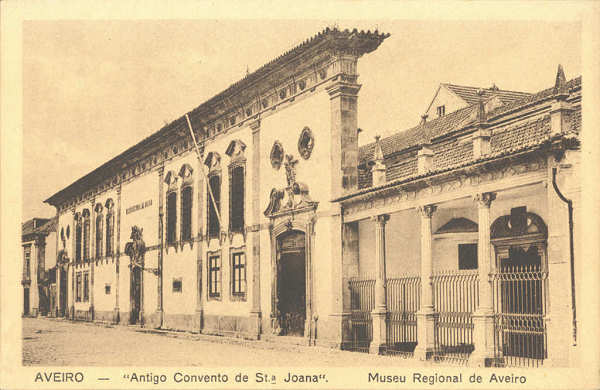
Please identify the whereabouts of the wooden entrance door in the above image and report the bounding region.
[276,230,306,337]
[130,267,142,324]
[59,269,67,317]
[23,287,29,315]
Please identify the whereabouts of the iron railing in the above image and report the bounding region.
[386,276,420,357]
[492,264,547,367]
[348,278,375,353]
[432,269,479,365]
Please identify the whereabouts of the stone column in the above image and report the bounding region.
[71,210,77,319]
[30,242,39,317]
[469,192,496,367]
[156,166,165,329]
[249,119,262,339]
[370,214,390,354]
[414,204,437,360]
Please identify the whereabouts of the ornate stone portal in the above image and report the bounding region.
[264,152,318,344]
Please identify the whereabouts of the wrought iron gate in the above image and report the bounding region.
[432,269,479,364]
[386,276,420,356]
[348,279,375,353]
[492,264,548,367]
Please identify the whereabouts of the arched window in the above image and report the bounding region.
[95,203,104,259]
[75,214,82,263]
[105,199,114,256]
[181,186,193,242]
[82,209,90,261]
[166,192,177,245]
[207,174,221,239]
[229,165,245,233]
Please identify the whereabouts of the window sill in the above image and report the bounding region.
[230,293,247,302]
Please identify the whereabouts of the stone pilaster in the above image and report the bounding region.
[156,166,165,329]
[194,160,204,333]
[414,204,437,360]
[29,243,39,316]
[370,214,389,354]
[469,192,496,367]
[89,199,95,321]
[249,119,262,339]
[114,185,121,323]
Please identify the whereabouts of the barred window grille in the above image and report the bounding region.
[181,186,193,242]
[208,255,221,298]
[230,166,245,233]
[83,214,90,261]
[231,252,246,297]
[75,223,82,263]
[166,192,177,244]
[208,175,221,239]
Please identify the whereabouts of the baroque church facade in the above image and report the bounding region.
[44,28,582,368]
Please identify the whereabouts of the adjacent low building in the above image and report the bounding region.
[43,28,581,368]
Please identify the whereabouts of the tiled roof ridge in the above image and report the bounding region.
[442,82,532,96]
[360,75,581,164]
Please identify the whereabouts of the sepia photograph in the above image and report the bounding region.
[3,2,600,389]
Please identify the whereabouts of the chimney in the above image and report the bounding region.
[472,89,491,159]
[550,64,573,136]
[420,114,428,126]
[417,142,434,174]
[370,135,386,185]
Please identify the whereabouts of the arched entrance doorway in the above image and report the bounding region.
[491,206,548,366]
[276,230,306,337]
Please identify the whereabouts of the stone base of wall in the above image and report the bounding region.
[313,314,351,350]
[94,310,115,323]
[144,311,163,329]
[74,309,93,322]
[202,314,256,339]
[162,313,195,332]
[118,311,131,325]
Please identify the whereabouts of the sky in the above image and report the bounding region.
[22,19,581,221]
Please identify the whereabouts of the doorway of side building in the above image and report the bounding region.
[23,287,30,316]
[59,268,67,317]
[276,230,306,337]
[130,267,142,324]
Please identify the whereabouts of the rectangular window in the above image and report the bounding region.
[172,278,182,293]
[231,252,246,299]
[181,186,192,242]
[229,165,245,233]
[105,284,111,295]
[437,105,446,117]
[166,192,177,244]
[458,243,478,270]
[208,254,221,299]
[76,273,82,302]
[24,247,31,279]
[83,272,89,302]
[207,175,221,239]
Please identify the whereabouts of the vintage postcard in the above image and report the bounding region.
[2,1,600,389]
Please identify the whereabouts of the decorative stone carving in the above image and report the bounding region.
[298,127,314,160]
[417,204,437,219]
[270,141,284,170]
[264,154,317,217]
[474,192,496,208]
[178,163,194,184]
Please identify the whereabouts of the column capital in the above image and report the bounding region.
[157,165,165,176]
[417,204,437,219]
[370,213,390,225]
[325,79,362,99]
[474,192,497,208]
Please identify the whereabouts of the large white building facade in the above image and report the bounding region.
[44,28,582,368]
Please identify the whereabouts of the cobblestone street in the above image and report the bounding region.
[23,317,415,367]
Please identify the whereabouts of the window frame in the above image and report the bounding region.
[105,211,114,257]
[207,250,222,300]
[95,213,103,259]
[82,210,90,261]
[437,105,446,117]
[105,283,111,295]
[166,190,178,246]
[180,184,193,244]
[75,214,82,263]
[230,248,247,301]
[76,272,82,302]
[172,278,183,293]
[83,271,89,302]
[228,163,245,235]
[207,173,221,240]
